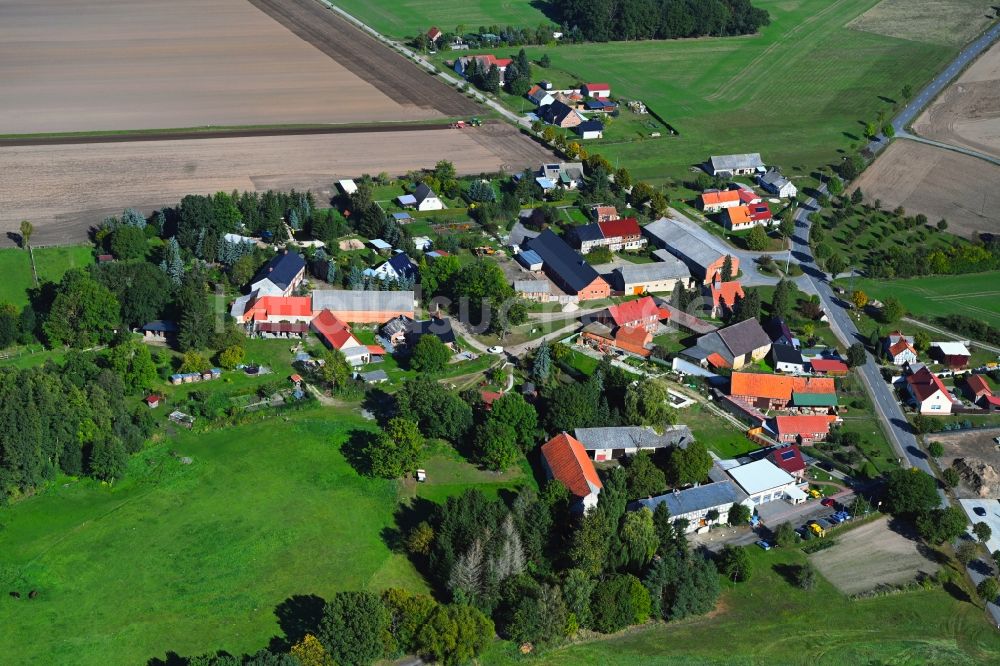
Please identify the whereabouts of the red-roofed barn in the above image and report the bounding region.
[541,433,603,512]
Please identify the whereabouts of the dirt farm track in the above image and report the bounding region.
[0,124,553,247]
[0,0,478,134]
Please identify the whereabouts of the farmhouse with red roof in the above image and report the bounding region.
[541,433,603,512]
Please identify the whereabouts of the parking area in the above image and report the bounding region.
[959,498,1000,554]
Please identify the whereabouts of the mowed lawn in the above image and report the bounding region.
[420,0,957,181]
[851,271,1000,328]
[0,407,426,665]
[0,245,93,307]
[330,0,548,38]
[481,546,1000,664]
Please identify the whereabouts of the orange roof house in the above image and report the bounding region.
[541,433,602,512]
[700,190,741,213]
[239,296,312,324]
[730,373,836,409]
[708,280,744,318]
[602,296,661,331]
[614,326,653,357]
[724,205,755,231]
[772,415,838,443]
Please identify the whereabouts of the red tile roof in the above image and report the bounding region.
[966,374,992,397]
[701,190,740,207]
[747,202,772,222]
[614,326,652,357]
[710,280,744,308]
[541,433,602,499]
[311,309,355,350]
[985,395,1000,407]
[774,415,836,438]
[584,82,610,90]
[706,353,730,369]
[905,366,949,402]
[597,217,640,240]
[245,295,312,321]
[769,444,806,473]
[731,373,836,400]
[809,358,849,374]
[367,345,386,355]
[607,296,659,327]
[145,394,161,405]
[888,339,916,357]
[738,189,760,204]
[290,374,303,383]
[481,390,504,408]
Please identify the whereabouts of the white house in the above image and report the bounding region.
[757,169,797,198]
[633,481,751,534]
[708,153,765,177]
[727,459,805,506]
[906,365,955,415]
[885,331,918,366]
[366,253,417,282]
[413,183,445,211]
[771,343,806,375]
[575,120,604,140]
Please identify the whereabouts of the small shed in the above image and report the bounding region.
[515,249,543,271]
[144,394,162,409]
[397,194,418,207]
[392,212,412,224]
[369,238,392,251]
[337,179,358,195]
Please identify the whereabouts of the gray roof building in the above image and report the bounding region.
[613,258,689,287]
[633,480,747,516]
[311,290,415,314]
[574,425,693,452]
[708,153,765,175]
[514,280,550,294]
[686,318,772,367]
[643,218,726,280]
[758,169,791,192]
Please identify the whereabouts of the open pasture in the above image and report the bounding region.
[847,0,995,47]
[851,271,1000,328]
[0,407,425,665]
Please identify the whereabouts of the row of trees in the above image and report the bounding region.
[555,0,770,42]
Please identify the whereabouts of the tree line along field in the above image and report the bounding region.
[849,272,1000,328]
[418,0,962,183]
[0,407,427,664]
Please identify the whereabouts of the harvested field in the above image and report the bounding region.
[931,429,1000,499]
[0,124,553,246]
[0,0,476,135]
[848,0,995,47]
[809,516,938,595]
[914,38,1000,158]
[851,140,1000,237]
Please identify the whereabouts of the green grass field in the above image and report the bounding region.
[416,0,960,182]
[0,245,93,308]
[481,545,1000,664]
[850,272,1000,328]
[0,407,426,664]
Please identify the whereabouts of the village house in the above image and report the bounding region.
[771,414,838,444]
[644,218,739,284]
[311,309,382,366]
[597,296,662,333]
[930,341,972,369]
[763,317,796,347]
[633,481,749,533]
[727,458,806,506]
[527,84,555,107]
[723,203,773,231]
[538,100,586,128]
[905,364,955,414]
[884,331,918,365]
[757,169,797,198]
[540,432,603,513]
[729,372,837,411]
[966,374,994,404]
[809,358,849,376]
[366,253,418,283]
[681,318,772,370]
[311,290,415,324]
[249,251,306,297]
[232,294,313,338]
[404,317,457,351]
[700,189,741,214]
[575,120,604,140]
[707,153,766,177]
[580,321,653,358]
[591,205,619,222]
[397,183,445,211]
[379,315,415,346]
[523,229,610,301]
[575,425,692,462]
[581,82,611,98]
[513,279,551,303]
[140,320,177,342]
[571,223,606,255]
[611,257,689,296]
[767,444,806,480]
[453,54,512,81]
[705,279,744,319]
[771,343,806,375]
[583,98,617,113]
[538,162,585,189]
[571,218,645,254]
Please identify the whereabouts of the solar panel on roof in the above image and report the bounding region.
[780,450,796,460]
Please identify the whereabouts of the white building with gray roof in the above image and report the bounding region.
[611,257,690,295]
[707,153,765,177]
[632,480,750,533]
[643,218,733,284]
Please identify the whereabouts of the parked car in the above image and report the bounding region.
[975,506,987,517]
[821,498,835,507]
[756,540,772,551]
[816,518,833,529]
[827,514,843,524]
[487,346,504,354]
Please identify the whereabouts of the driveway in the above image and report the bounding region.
[959,499,1000,555]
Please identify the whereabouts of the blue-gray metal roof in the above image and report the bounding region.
[524,229,600,292]
[572,223,605,243]
[252,252,305,290]
[634,480,745,516]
